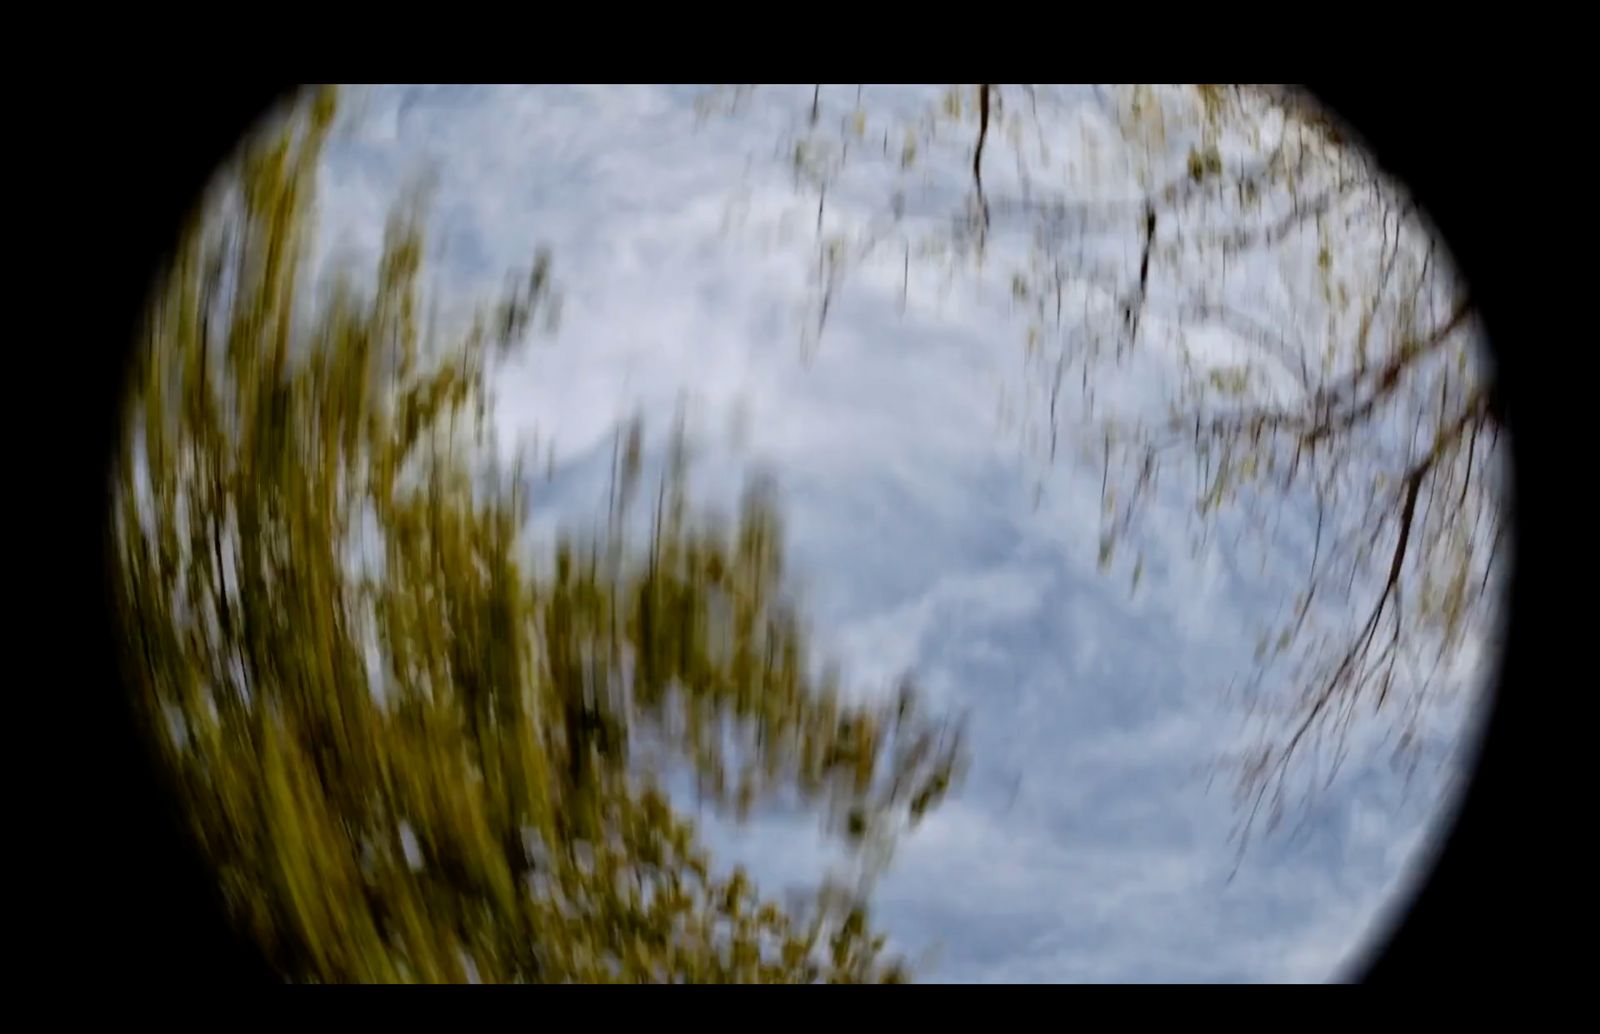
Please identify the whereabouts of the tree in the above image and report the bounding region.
[703,84,1506,846]
[109,86,965,983]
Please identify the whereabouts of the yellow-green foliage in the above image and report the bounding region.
[110,87,964,984]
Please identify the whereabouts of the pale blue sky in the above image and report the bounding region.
[302,84,1497,982]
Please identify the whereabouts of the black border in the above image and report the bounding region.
[65,83,1550,987]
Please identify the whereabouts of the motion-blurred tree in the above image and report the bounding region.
[110,86,965,983]
[707,84,1506,847]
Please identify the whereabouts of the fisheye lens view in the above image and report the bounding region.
[109,84,1508,983]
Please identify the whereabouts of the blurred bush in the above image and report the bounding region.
[109,86,964,983]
